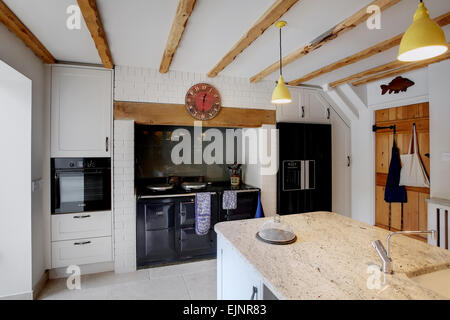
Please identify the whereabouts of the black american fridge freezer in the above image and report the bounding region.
[277,122,332,215]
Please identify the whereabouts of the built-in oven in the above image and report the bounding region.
[51,158,111,214]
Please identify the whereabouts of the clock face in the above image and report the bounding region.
[185,83,221,120]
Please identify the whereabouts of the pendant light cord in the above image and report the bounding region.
[279,27,283,77]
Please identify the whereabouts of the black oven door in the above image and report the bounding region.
[52,168,111,214]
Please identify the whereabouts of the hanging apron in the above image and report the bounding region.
[384,139,407,230]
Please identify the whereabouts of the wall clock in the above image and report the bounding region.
[185,83,221,120]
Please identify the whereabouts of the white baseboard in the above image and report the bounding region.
[0,291,33,300]
[49,261,114,279]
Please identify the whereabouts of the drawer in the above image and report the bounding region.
[52,236,112,268]
[51,211,112,241]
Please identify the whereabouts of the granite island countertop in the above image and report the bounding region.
[214,212,450,300]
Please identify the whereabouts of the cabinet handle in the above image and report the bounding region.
[301,106,305,118]
[347,155,351,167]
[250,286,258,300]
[73,214,91,219]
[327,108,331,120]
[74,241,91,246]
[106,137,109,152]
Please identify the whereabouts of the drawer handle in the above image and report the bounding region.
[251,286,258,300]
[155,211,164,216]
[74,241,91,246]
[73,215,91,219]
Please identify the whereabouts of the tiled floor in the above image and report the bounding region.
[38,259,217,300]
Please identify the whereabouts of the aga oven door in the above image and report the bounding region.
[52,168,111,214]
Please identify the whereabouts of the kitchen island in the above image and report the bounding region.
[215,212,450,300]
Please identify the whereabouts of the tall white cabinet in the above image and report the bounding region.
[51,65,112,157]
[49,65,114,271]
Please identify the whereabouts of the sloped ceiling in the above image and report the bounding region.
[3,0,450,87]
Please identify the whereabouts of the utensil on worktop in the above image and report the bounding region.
[181,181,207,191]
[146,184,174,192]
[256,215,297,245]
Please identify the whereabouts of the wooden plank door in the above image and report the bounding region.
[375,103,430,241]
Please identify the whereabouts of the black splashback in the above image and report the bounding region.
[135,124,239,181]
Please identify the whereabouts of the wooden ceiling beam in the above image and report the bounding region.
[207,0,299,78]
[159,0,197,73]
[78,0,114,69]
[250,0,402,83]
[352,50,450,86]
[289,12,450,86]
[0,0,55,64]
[329,60,407,88]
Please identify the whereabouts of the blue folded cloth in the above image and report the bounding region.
[255,191,265,218]
[195,192,211,236]
[222,190,237,210]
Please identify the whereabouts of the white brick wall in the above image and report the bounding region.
[113,120,136,273]
[114,66,275,110]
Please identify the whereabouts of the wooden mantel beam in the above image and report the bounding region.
[250,0,401,83]
[352,50,450,86]
[207,0,299,78]
[78,0,114,69]
[159,0,197,73]
[289,12,450,86]
[0,0,55,64]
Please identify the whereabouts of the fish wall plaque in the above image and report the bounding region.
[380,76,415,95]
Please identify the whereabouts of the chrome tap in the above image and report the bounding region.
[372,230,436,274]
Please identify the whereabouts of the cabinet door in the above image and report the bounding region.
[178,227,216,258]
[330,108,351,217]
[51,66,112,157]
[218,235,262,300]
[306,90,330,123]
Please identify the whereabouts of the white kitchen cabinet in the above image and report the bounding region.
[51,65,112,157]
[51,236,112,269]
[276,88,330,123]
[217,234,263,300]
[51,211,112,242]
[427,200,450,250]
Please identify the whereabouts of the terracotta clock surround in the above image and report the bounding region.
[185,83,222,120]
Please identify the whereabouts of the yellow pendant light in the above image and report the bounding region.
[272,21,292,104]
[398,1,448,62]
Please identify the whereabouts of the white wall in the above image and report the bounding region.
[0,60,32,299]
[366,68,428,109]
[115,66,275,110]
[428,60,450,200]
[0,24,47,292]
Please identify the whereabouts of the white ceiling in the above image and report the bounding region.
[4,0,450,87]
[3,0,101,64]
